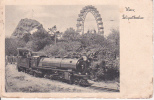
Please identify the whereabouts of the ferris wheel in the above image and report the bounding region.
[76,5,104,35]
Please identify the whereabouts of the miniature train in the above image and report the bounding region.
[7,48,92,86]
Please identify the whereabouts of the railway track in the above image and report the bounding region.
[89,86,119,92]
[6,64,120,92]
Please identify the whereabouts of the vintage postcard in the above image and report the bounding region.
[0,0,153,98]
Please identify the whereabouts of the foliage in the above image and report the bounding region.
[43,41,82,57]
[7,22,120,81]
[43,45,67,58]
[26,29,54,51]
[5,38,18,56]
[17,39,27,48]
[88,29,120,81]
[80,33,106,47]
[5,37,27,56]
[62,27,81,41]
[21,33,31,43]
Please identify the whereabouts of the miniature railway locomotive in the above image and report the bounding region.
[16,48,91,86]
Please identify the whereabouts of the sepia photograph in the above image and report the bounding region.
[5,5,120,93]
[0,0,153,98]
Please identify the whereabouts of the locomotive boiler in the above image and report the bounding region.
[17,48,91,86]
[39,58,88,74]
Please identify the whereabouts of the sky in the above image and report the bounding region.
[5,5,119,37]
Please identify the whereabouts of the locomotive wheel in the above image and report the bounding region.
[18,67,21,72]
[33,72,38,77]
[22,68,25,72]
[29,69,33,75]
[25,69,27,73]
[26,69,29,73]
[73,78,79,85]
[29,71,33,75]
[21,68,24,72]
[68,79,73,84]
[44,74,52,79]
[44,74,47,78]
[79,79,91,87]
[24,69,27,73]
[39,74,43,78]
[37,73,43,78]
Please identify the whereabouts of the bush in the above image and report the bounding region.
[80,33,106,47]
[21,33,31,43]
[5,37,27,56]
[26,29,54,51]
[62,27,81,41]
[86,29,120,81]
[5,38,18,56]
[43,45,67,57]
[107,29,120,59]
[43,41,82,57]
[89,59,119,81]
[7,24,120,82]
[17,39,27,48]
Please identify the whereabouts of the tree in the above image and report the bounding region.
[21,33,31,43]
[107,29,120,59]
[80,33,106,48]
[48,25,62,45]
[5,38,18,56]
[26,29,54,51]
[63,27,81,41]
